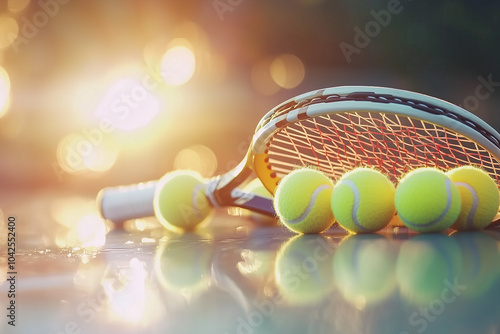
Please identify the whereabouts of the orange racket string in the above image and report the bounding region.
[267,112,500,184]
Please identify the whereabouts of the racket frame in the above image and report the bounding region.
[99,86,500,223]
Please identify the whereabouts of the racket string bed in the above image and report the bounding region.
[267,111,500,185]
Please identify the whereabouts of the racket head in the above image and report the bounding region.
[250,86,500,194]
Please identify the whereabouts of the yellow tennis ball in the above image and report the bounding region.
[395,168,461,233]
[274,167,335,234]
[331,168,396,233]
[153,170,214,232]
[446,166,499,231]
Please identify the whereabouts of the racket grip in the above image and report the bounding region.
[97,181,158,222]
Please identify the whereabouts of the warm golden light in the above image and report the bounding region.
[160,43,196,86]
[0,66,11,118]
[56,133,88,174]
[123,218,161,233]
[102,258,163,326]
[270,54,305,89]
[93,78,160,131]
[82,143,118,173]
[51,197,96,227]
[56,131,119,174]
[173,144,217,178]
[0,15,18,50]
[51,197,111,249]
[8,0,31,13]
[102,258,147,324]
[76,214,107,248]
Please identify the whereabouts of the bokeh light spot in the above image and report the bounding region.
[174,144,217,178]
[103,258,158,324]
[0,15,19,50]
[51,197,111,249]
[56,133,118,174]
[76,214,107,248]
[94,78,160,131]
[270,54,305,89]
[82,143,118,172]
[0,67,11,118]
[57,133,88,174]
[8,0,31,13]
[160,43,196,86]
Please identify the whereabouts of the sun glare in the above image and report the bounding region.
[160,44,196,86]
[0,66,11,118]
[56,133,118,174]
[94,78,160,131]
[76,214,107,248]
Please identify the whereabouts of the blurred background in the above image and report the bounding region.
[0,3,500,333]
[1,0,500,191]
[0,0,500,246]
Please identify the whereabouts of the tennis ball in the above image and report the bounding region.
[274,235,335,305]
[446,166,499,231]
[395,168,461,233]
[331,168,396,233]
[396,234,463,306]
[333,234,397,306]
[274,167,335,234]
[153,170,214,232]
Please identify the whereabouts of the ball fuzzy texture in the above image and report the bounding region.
[395,168,461,233]
[274,167,335,234]
[153,170,214,231]
[446,166,499,231]
[331,168,396,233]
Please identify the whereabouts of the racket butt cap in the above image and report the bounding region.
[97,181,157,223]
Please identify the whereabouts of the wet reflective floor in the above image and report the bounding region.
[1,193,500,334]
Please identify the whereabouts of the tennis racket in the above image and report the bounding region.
[98,86,500,224]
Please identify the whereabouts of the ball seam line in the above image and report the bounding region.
[341,180,369,232]
[454,182,479,229]
[398,179,454,229]
[285,184,332,225]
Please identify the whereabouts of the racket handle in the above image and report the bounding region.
[97,181,158,222]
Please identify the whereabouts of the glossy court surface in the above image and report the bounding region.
[1,194,499,334]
